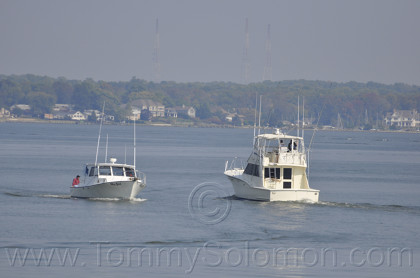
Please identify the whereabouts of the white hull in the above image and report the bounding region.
[70,180,145,199]
[226,174,319,202]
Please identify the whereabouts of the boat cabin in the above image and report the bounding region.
[87,164,137,178]
[85,157,137,180]
[242,130,310,190]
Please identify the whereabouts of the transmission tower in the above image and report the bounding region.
[241,18,250,84]
[262,24,272,81]
[153,18,161,82]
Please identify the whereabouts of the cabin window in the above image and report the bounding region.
[264,167,280,179]
[89,167,98,177]
[125,168,135,177]
[112,167,124,176]
[99,166,111,176]
[244,164,253,175]
[284,168,292,180]
[264,168,269,178]
[283,182,292,189]
[244,163,259,177]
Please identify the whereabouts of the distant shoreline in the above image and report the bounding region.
[0,117,240,128]
[1,117,419,133]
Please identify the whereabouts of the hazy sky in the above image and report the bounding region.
[1,0,420,85]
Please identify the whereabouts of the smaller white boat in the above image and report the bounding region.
[224,129,319,202]
[70,158,146,199]
[70,104,146,199]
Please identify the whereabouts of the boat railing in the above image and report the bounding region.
[225,157,244,172]
[263,150,306,166]
[136,171,146,184]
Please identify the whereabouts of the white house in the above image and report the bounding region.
[384,109,419,128]
[11,104,31,111]
[131,99,165,118]
[70,111,87,121]
[0,108,11,118]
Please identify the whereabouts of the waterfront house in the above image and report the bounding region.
[384,109,419,128]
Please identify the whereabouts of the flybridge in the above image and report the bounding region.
[254,131,307,167]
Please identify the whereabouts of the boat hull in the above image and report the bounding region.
[70,180,145,199]
[226,174,319,202]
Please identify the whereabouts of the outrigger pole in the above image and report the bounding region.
[297,96,300,137]
[302,97,305,139]
[105,134,108,163]
[253,92,258,142]
[133,116,136,169]
[258,95,262,135]
[95,102,105,166]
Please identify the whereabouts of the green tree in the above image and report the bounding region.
[53,79,73,104]
[72,80,100,111]
[0,79,24,107]
[196,103,212,119]
[87,112,97,122]
[140,109,151,121]
[26,92,56,117]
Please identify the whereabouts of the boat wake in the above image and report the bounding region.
[3,191,70,199]
[3,191,146,202]
[315,201,420,214]
[129,197,147,202]
[228,194,420,214]
[40,194,71,199]
[86,197,147,202]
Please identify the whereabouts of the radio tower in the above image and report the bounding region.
[262,24,272,81]
[153,18,161,82]
[241,18,250,84]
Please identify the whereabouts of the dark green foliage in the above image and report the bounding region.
[26,91,56,116]
[0,74,419,126]
[140,109,151,121]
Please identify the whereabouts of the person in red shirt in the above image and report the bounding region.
[72,175,80,187]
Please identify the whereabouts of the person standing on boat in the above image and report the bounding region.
[287,140,298,152]
[288,140,293,152]
[72,175,80,187]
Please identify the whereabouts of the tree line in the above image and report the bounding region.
[1,74,420,128]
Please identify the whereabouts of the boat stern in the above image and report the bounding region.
[270,189,319,202]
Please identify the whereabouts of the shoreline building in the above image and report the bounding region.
[384,109,419,128]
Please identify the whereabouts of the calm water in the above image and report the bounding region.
[0,123,419,277]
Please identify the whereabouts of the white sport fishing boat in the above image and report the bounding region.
[224,96,319,202]
[70,106,146,199]
[224,129,319,202]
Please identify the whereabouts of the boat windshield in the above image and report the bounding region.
[99,166,112,176]
[88,165,136,177]
[112,166,124,176]
[89,166,98,177]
